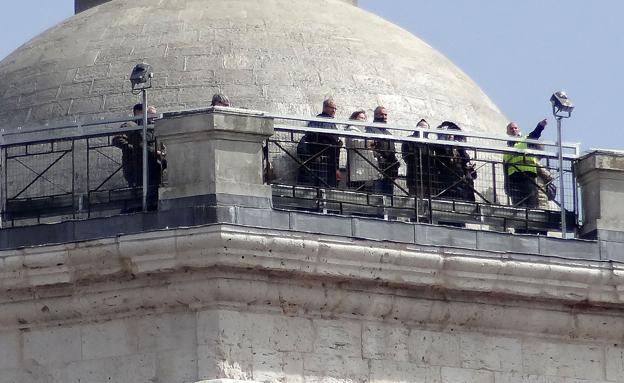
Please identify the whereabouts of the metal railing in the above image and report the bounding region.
[0,110,581,236]
[0,117,164,227]
[265,114,580,234]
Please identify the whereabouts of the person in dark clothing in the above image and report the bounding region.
[297,98,342,187]
[366,106,399,195]
[503,119,547,208]
[401,119,437,198]
[113,104,165,211]
[211,93,230,107]
[435,121,476,202]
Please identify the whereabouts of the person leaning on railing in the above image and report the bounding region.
[402,119,437,198]
[366,106,399,195]
[434,121,476,202]
[112,104,166,212]
[344,109,381,192]
[296,98,342,188]
[503,119,547,208]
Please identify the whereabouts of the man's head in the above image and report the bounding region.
[322,98,337,117]
[373,106,387,123]
[416,119,429,129]
[133,103,144,117]
[506,122,521,137]
[211,93,230,107]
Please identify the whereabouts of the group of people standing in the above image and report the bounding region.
[296,98,554,209]
[296,98,478,202]
[113,94,554,213]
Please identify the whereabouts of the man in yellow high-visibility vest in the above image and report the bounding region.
[503,119,547,208]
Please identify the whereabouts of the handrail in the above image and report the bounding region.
[266,112,580,154]
[274,125,579,161]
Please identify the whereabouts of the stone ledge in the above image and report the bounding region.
[0,224,621,309]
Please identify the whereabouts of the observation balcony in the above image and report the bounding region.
[0,107,621,261]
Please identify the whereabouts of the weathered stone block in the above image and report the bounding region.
[459,333,522,372]
[156,348,198,383]
[289,213,353,237]
[81,319,139,360]
[414,225,477,248]
[312,319,362,357]
[0,331,20,369]
[606,345,624,382]
[251,348,304,383]
[137,312,197,352]
[440,367,494,383]
[476,231,539,254]
[408,330,460,367]
[353,219,415,243]
[302,354,368,383]
[60,353,157,383]
[23,326,82,366]
[522,340,604,381]
[370,360,440,383]
[363,323,409,362]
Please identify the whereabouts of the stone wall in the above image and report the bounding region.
[1,224,624,382]
[6,304,622,383]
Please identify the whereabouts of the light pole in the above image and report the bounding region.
[550,91,574,238]
[130,63,153,212]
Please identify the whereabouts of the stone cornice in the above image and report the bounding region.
[1,224,622,307]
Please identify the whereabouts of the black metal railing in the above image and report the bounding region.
[1,118,164,227]
[265,115,580,234]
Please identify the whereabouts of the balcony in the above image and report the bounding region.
[0,107,620,256]
[266,114,579,234]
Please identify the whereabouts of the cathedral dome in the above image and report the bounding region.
[0,0,507,133]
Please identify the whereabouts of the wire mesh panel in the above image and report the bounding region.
[1,121,163,226]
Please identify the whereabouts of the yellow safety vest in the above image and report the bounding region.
[503,140,539,176]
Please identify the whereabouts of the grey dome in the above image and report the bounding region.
[0,0,507,133]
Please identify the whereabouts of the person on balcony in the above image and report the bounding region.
[296,98,342,187]
[503,119,547,208]
[344,110,381,192]
[402,119,438,198]
[366,106,399,195]
[435,121,476,202]
[112,104,165,211]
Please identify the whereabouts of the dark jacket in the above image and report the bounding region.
[435,144,476,202]
[112,122,164,188]
[296,113,341,187]
[401,131,437,196]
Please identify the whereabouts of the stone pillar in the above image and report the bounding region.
[576,150,624,257]
[155,108,274,210]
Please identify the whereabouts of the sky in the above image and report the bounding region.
[0,0,622,152]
